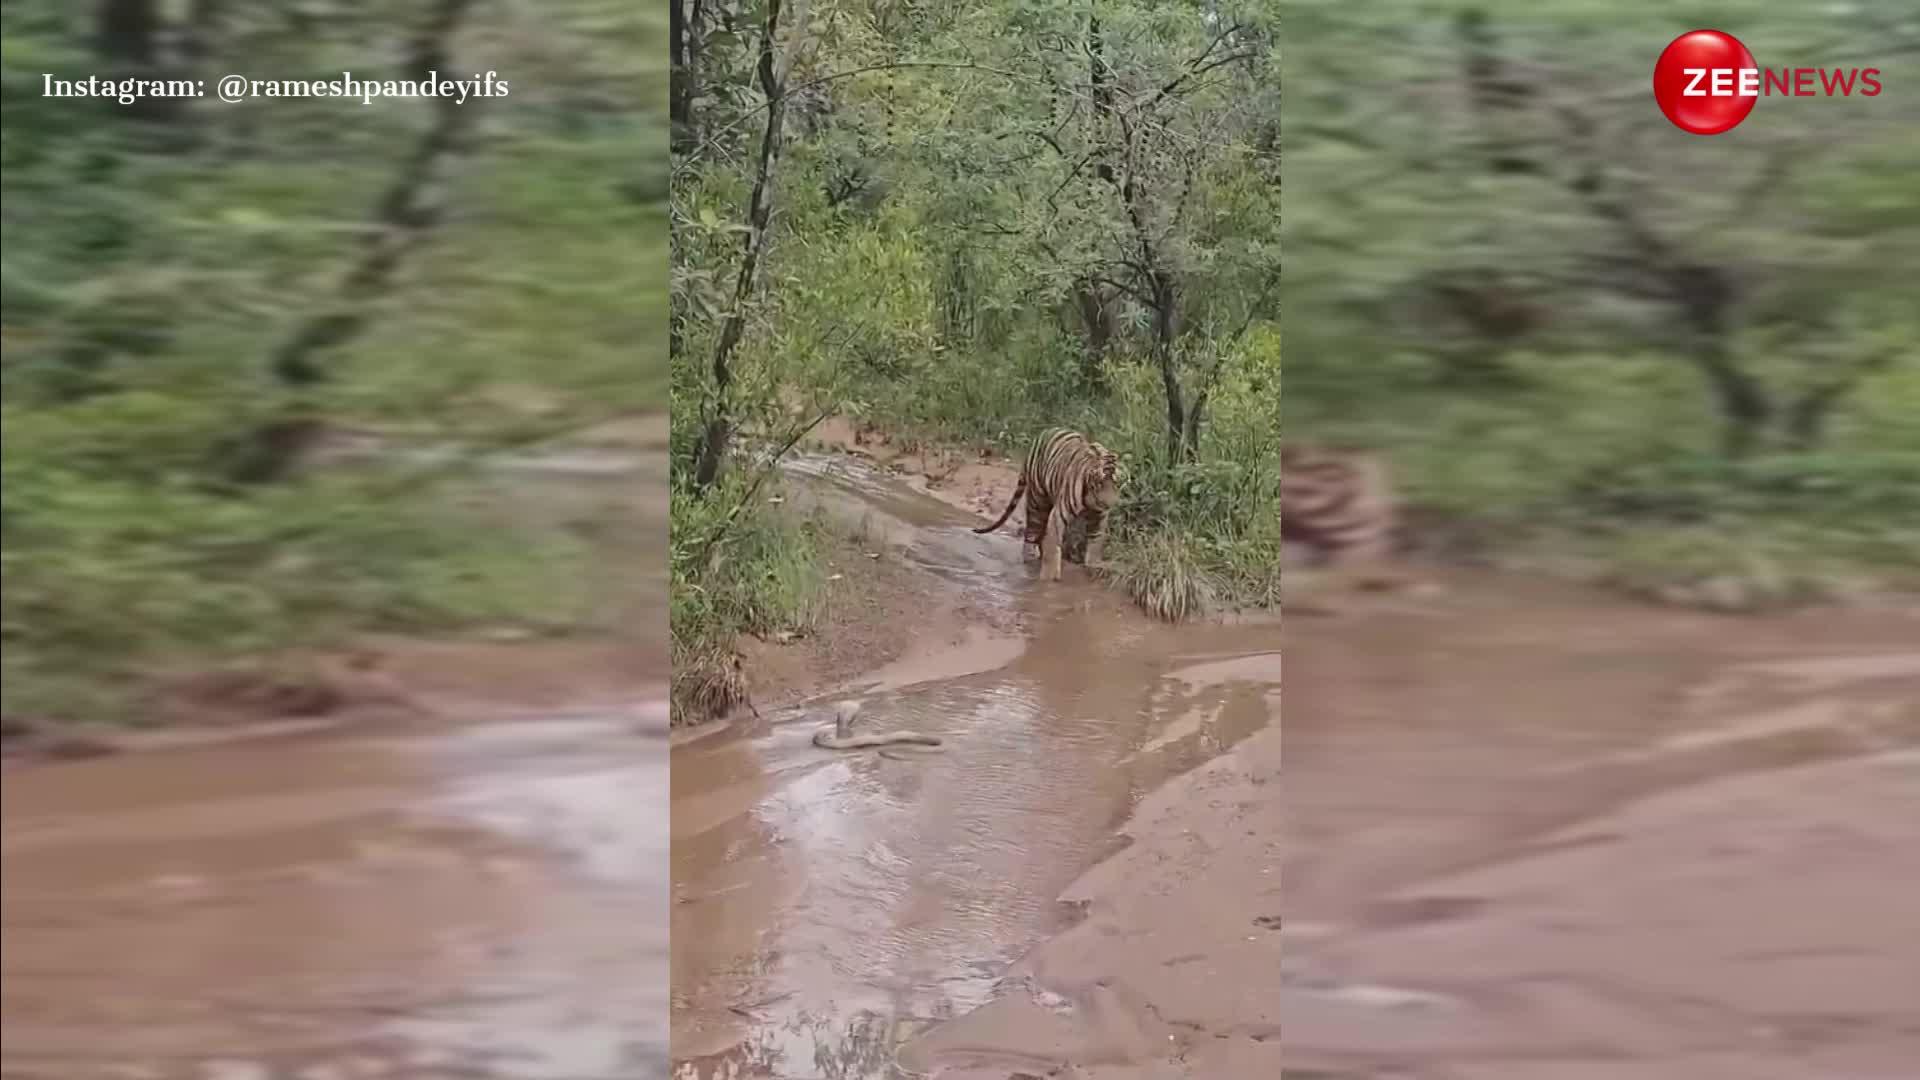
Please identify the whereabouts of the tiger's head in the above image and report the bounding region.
[1084,445,1122,512]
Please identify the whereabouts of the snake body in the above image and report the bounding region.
[812,701,943,751]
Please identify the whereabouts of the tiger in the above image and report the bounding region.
[974,427,1122,582]
[1280,442,1405,594]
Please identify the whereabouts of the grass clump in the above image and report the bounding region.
[1109,531,1220,623]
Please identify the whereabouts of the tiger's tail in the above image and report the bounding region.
[974,474,1028,534]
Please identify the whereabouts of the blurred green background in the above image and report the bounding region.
[1283,1,1919,607]
[2,1,667,725]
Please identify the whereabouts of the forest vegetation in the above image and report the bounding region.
[2,1,665,726]
[669,0,1282,723]
[1284,1,1919,610]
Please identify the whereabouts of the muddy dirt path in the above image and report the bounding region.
[1278,573,1920,1080]
[908,572,1918,1080]
[669,452,1280,1078]
[1,431,670,1080]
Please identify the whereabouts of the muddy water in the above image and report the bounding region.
[1282,571,1920,1078]
[669,454,1279,1077]
[1,438,670,1080]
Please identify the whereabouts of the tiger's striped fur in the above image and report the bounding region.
[975,427,1122,581]
[1280,443,1402,591]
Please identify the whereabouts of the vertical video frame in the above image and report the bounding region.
[670,0,1280,1075]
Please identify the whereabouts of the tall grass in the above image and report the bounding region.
[668,470,828,723]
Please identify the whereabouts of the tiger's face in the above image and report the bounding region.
[1085,448,1122,512]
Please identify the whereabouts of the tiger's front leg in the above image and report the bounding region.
[1041,505,1067,581]
[1082,510,1107,569]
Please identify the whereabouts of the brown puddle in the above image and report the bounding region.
[1280,570,1920,1079]
[2,444,670,1080]
[886,573,1916,1079]
[669,454,1280,1077]
[3,713,670,1080]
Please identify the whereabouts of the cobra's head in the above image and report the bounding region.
[833,699,862,738]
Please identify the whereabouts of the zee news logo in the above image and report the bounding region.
[1652,29,1884,135]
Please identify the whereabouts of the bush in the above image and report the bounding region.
[668,469,827,724]
[1110,531,1219,623]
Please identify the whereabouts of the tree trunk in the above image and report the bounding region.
[1185,357,1220,461]
[1151,273,1186,463]
[226,0,479,484]
[691,0,792,493]
[671,0,701,154]
[1182,398,1206,461]
[179,0,220,67]
[1785,383,1844,451]
[1454,7,1537,176]
[1684,337,1771,458]
[96,0,157,65]
[1784,347,1902,452]
[1181,273,1273,464]
[1089,15,1115,184]
[1670,264,1770,458]
[96,0,182,121]
[1182,347,1220,463]
[1072,278,1115,390]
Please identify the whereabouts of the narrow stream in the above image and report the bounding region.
[669,453,1281,1077]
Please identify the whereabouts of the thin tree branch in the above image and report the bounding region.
[688,405,835,573]
[1136,25,1255,112]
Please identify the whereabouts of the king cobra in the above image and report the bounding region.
[812,700,943,754]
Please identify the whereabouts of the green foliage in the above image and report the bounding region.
[1110,530,1219,623]
[1100,335,1281,608]
[2,2,665,723]
[1283,2,1920,599]
[670,476,827,646]
[668,467,830,723]
[672,0,1280,649]
[1597,529,1867,614]
[1568,451,1920,528]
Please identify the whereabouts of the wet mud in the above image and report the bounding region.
[1,436,669,1080]
[903,573,1918,1080]
[669,452,1280,1077]
[3,712,669,1080]
[1278,573,1920,1079]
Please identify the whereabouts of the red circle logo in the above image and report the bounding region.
[1652,30,1758,135]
